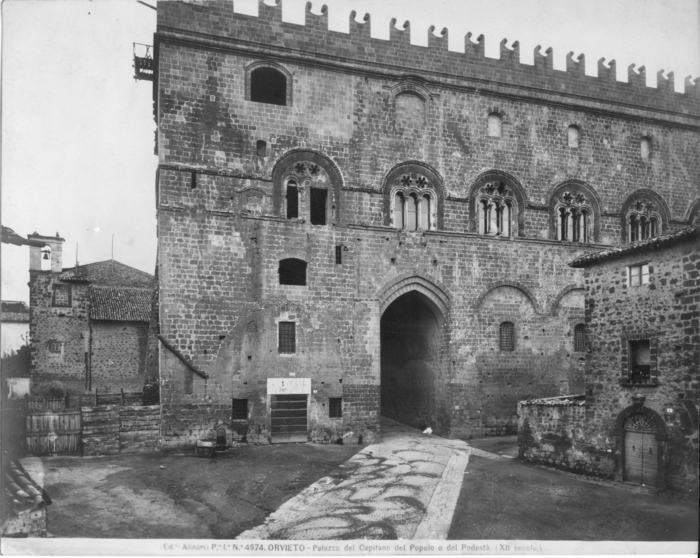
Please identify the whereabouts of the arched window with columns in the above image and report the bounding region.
[621,190,669,244]
[383,162,444,231]
[469,172,525,237]
[549,181,600,243]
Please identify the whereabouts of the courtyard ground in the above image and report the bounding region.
[41,443,359,539]
[39,421,698,541]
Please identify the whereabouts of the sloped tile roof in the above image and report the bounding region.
[569,225,700,268]
[89,287,153,322]
[60,260,154,289]
[1,301,29,323]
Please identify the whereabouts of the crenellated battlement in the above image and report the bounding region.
[157,0,700,117]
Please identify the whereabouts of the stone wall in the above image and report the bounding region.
[518,395,615,478]
[91,322,149,392]
[153,1,700,449]
[29,272,90,394]
[579,236,699,494]
[81,404,160,456]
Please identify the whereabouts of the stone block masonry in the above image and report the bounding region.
[80,405,160,456]
[152,1,700,450]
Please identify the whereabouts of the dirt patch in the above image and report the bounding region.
[43,443,360,538]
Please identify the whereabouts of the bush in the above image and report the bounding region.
[40,381,67,399]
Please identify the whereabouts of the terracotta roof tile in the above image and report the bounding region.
[60,260,154,289]
[89,287,153,322]
[569,225,700,268]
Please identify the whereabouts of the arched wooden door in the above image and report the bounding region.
[624,413,658,485]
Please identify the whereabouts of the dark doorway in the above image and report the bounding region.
[270,394,307,443]
[380,291,441,429]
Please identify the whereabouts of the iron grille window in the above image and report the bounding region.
[232,398,248,420]
[499,322,515,352]
[329,397,342,418]
[278,322,296,354]
[574,324,586,353]
[335,245,342,265]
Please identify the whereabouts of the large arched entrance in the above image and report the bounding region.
[380,290,443,429]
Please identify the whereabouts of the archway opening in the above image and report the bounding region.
[380,290,442,429]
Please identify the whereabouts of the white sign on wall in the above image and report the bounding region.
[267,378,311,395]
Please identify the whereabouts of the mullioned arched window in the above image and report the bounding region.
[391,172,437,231]
[626,200,661,242]
[476,181,517,237]
[554,191,593,243]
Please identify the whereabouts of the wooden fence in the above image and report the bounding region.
[26,410,82,455]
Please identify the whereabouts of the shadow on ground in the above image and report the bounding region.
[449,449,698,541]
[43,444,359,539]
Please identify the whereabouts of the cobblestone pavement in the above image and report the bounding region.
[237,418,475,540]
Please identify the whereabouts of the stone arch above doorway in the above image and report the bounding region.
[377,273,450,322]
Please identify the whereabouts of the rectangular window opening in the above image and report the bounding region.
[310,188,327,225]
[278,322,296,354]
[628,339,652,383]
[52,285,71,307]
[329,397,342,418]
[256,140,267,157]
[48,341,62,353]
[629,264,649,287]
[286,184,299,219]
[232,398,248,420]
[335,245,342,265]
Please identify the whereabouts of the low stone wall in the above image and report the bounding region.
[82,405,160,456]
[119,405,160,453]
[518,395,615,479]
[81,406,120,456]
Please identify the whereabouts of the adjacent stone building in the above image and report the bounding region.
[28,233,155,394]
[1,301,30,356]
[150,1,700,449]
[519,225,699,494]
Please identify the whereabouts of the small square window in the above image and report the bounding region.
[629,264,649,286]
[278,322,296,354]
[232,398,248,420]
[48,341,62,353]
[329,397,342,418]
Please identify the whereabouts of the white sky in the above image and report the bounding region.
[2,0,699,304]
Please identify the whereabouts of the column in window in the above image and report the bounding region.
[419,194,431,230]
[286,178,299,219]
[406,194,418,230]
[394,193,405,229]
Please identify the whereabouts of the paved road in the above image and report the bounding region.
[237,418,470,540]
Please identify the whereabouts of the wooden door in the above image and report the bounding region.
[270,394,307,443]
[624,414,658,486]
[26,411,82,455]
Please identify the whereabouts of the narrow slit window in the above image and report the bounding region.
[406,194,417,230]
[278,322,296,354]
[286,179,299,219]
[329,397,342,418]
[640,137,651,161]
[232,398,248,420]
[499,322,515,352]
[394,193,405,229]
[574,324,585,353]
[419,195,430,230]
[310,187,327,226]
[335,245,342,265]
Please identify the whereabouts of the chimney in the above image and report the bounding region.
[28,232,65,272]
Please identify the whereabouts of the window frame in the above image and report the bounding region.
[278,321,297,355]
[52,284,72,307]
[329,397,342,419]
[628,263,650,287]
[48,341,62,354]
[573,324,586,353]
[499,321,515,352]
[278,258,307,287]
[245,62,293,107]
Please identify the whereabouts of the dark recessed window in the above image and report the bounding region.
[310,188,327,225]
[279,322,296,354]
[329,397,342,418]
[232,398,248,420]
[286,179,299,219]
[628,340,651,383]
[48,341,62,353]
[574,324,586,353]
[279,258,307,286]
[335,245,342,265]
[256,140,267,157]
[500,322,515,352]
[250,67,287,106]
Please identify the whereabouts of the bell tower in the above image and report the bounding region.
[28,232,64,272]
